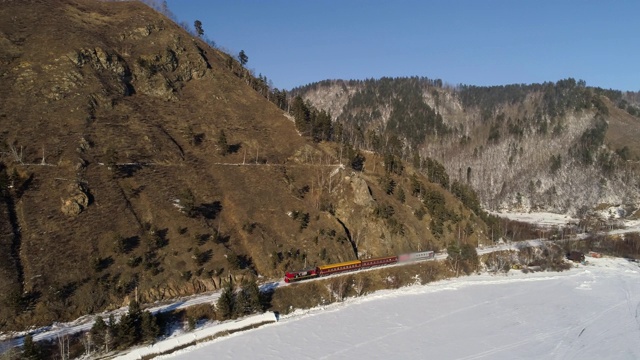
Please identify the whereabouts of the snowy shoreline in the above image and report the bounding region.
[116,312,277,360]
[160,256,640,359]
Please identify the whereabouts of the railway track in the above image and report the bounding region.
[0,235,591,348]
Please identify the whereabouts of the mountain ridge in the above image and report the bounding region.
[294,78,640,216]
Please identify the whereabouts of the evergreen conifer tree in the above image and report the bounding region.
[234,290,249,317]
[216,280,235,319]
[242,278,262,312]
[238,50,248,66]
[180,188,196,217]
[116,300,143,348]
[22,334,41,360]
[140,311,160,342]
[113,233,127,254]
[91,316,107,350]
[194,20,204,37]
[105,314,116,351]
[217,130,228,155]
[116,313,136,348]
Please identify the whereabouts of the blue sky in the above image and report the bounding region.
[166,0,639,91]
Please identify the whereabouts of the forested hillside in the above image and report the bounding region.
[295,78,640,216]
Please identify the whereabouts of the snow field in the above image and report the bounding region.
[163,257,640,360]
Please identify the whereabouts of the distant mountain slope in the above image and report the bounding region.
[295,78,640,216]
[0,0,491,330]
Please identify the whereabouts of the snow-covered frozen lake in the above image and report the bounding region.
[162,257,640,360]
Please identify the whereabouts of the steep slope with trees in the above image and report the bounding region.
[295,78,640,216]
[0,0,491,331]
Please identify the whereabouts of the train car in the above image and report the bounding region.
[398,251,435,262]
[317,260,362,276]
[360,255,398,268]
[285,251,436,283]
[284,268,318,283]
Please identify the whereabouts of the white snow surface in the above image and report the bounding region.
[492,210,640,233]
[596,205,627,220]
[491,211,579,227]
[160,257,640,360]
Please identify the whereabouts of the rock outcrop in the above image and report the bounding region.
[60,183,90,216]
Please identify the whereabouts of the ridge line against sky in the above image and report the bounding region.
[166,0,640,92]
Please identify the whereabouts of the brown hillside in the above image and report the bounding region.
[605,104,640,158]
[0,0,490,330]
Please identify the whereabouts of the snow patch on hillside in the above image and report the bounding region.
[595,204,627,219]
[490,211,579,227]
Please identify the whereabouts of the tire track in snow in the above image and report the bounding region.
[459,297,629,360]
[553,301,628,360]
[456,327,568,360]
[550,270,639,360]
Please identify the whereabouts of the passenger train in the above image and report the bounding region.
[284,251,435,283]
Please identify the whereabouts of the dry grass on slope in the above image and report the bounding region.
[605,104,640,160]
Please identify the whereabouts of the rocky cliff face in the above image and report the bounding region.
[297,80,640,216]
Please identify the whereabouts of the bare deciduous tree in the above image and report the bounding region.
[57,334,70,360]
[81,332,93,357]
[328,276,349,302]
[8,144,23,164]
[352,276,368,297]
